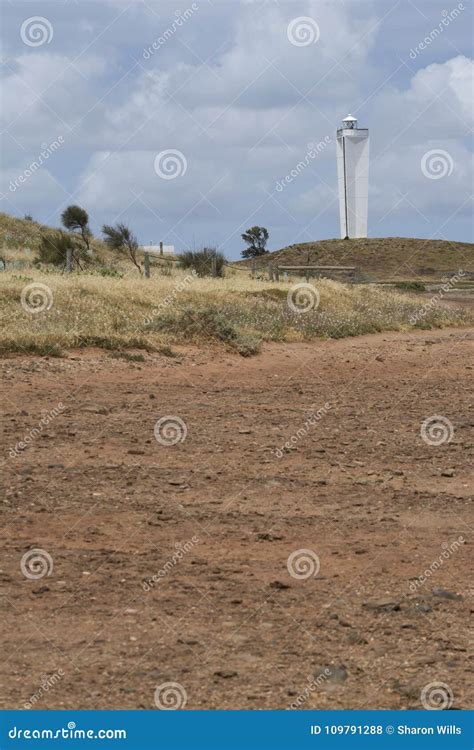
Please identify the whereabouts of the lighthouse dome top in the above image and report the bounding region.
[342,114,357,128]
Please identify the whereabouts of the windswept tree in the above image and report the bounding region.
[61,205,92,253]
[102,223,142,275]
[241,226,269,258]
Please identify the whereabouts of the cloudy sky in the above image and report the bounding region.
[1,0,472,258]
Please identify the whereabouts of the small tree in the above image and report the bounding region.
[241,226,269,258]
[61,205,92,253]
[102,223,142,275]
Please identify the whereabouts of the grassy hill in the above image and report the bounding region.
[0,213,470,356]
[239,237,474,282]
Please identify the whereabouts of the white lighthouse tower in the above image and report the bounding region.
[336,115,369,239]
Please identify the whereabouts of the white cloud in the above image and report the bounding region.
[0,1,472,253]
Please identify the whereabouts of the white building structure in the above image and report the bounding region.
[336,115,369,239]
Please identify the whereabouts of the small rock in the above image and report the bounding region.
[363,598,401,612]
[79,404,109,415]
[32,586,50,595]
[441,469,455,477]
[347,631,367,645]
[214,670,237,679]
[432,587,463,601]
[269,580,290,590]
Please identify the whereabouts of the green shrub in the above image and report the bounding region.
[96,267,124,278]
[394,281,426,292]
[178,248,225,277]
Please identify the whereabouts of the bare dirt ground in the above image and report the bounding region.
[1,328,473,711]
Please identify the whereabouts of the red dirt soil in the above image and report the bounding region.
[1,327,473,710]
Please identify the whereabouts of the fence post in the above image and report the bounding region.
[305,268,310,282]
[144,252,150,279]
[268,263,274,281]
[211,256,217,277]
[274,265,280,282]
[251,259,256,279]
[160,241,163,256]
[66,247,73,273]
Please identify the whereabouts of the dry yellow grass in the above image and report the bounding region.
[0,267,469,357]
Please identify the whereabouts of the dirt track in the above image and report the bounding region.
[1,328,473,710]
